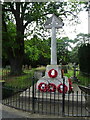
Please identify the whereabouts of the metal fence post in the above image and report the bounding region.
[62,77,65,116]
[32,76,35,113]
[73,65,78,82]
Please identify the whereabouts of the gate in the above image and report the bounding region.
[2,76,90,117]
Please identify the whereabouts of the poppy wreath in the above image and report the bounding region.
[48,83,56,92]
[57,83,68,93]
[38,82,48,92]
[68,78,72,85]
[68,78,73,92]
[48,69,58,78]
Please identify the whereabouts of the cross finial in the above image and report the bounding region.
[45,14,64,29]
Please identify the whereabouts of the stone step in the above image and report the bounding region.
[20,84,86,102]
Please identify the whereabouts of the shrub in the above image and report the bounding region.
[78,43,90,74]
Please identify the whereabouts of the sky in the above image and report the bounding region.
[23,2,89,41]
[42,9,88,41]
[57,10,88,50]
[62,10,88,40]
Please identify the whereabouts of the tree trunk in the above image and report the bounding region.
[10,56,23,75]
[3,3,25,75]
[9,3,24,75]
[9,33,24,75]
[7,21,24,75]
[10,59,22,75]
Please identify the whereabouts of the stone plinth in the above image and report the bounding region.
[36,65,69,92]
[45,65,61,78]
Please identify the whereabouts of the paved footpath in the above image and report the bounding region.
[0,104,90,120]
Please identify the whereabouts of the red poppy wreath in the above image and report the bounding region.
[48,69,58,78]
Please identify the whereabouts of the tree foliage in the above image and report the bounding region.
[24,35,50,67]
[69,46,79,64]
[74,33,90,46]
[78,43,90,74]
[57,37,73,64]
[69,33,90,64]
[2,1,86,75]
[2,21,16,67]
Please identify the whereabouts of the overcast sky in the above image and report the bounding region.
[62,10,88,40]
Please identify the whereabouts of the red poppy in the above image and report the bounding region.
[48,69,58,78]
[57,83,68,93]
[38,82,48,92]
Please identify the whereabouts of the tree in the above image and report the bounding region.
[2,2,85,75]
[2,21,16,67]
[24,35,50,67]
[2,2,48,75]
[69,33,90,64]
[69,46,79,64]
[57,37,73,64]
[78,43,90,74]
[74,33,90,46]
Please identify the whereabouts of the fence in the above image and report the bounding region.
[1,66,90,117]
[2,77,90,117]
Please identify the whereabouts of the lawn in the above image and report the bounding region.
[0,69,2,76]
[2,69,35,89]
[2,66,46,89]
[64,69,90,86]
[77,73,90,86]
[2,66,90,89]
[64,70,74,78]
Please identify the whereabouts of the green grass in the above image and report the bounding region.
[64,70,74,78]
[0,80,5,82]
[77,73,90,86]
[64,69,90,86]
[3,69,35,89]
[2,67,45,89]
[35,66,46,71]
[2,67,90,89]
[0,69,2,76]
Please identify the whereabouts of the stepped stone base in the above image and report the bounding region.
[20,84,85,102]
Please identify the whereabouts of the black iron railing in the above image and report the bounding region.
[2,79,90,117]
[2,67,90,117]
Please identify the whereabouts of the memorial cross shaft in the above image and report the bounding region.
[51,17,57,65]
[45,14,64,65]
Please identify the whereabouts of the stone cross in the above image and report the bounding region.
[45,14,64,65]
